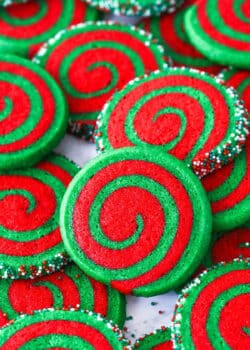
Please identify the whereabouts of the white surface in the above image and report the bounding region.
[56,134,178,343]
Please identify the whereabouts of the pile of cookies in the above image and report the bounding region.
[0,0,249,348]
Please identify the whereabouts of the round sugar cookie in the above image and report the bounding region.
[0,0,99,57]
[0,309,132,349]
[219,68,250,113]
[202,138,250,233]
[184,0,250,69]
[34,21,168,140]
[134,327,172,349]
[0,54,67,170]
[0,153,79,279]
[0,263,126,328]
[172,259,250,350]
[82,0,184,17]
[139,0,221,74]
[203,221,250,268]
[60,147,212,297]
[95,67,249,177]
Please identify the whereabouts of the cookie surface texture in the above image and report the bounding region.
[34,21,168,139]
[0,55,67,170]
[0,262,126,328]
[203,221,250,268]
[95,67,249,177]
[0,153,79,278]
[0,0,99,57]
[202,138,250,233]
[184,0,250,68]
[60,147,212,297]
[0,309,132,349]
[172,259,250,350]
[139,0,221,74]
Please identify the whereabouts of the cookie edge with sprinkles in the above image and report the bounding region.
[94,67,250,178]
[171,257,250,349]
[0,153,80,280]
[81,0,184,17]
[0,308,132,349]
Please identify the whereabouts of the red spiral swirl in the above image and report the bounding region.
[0,61,56,153]
[0,82,29,134]
[190,269,250,349]
[0,0,89,56]
[1,320,114,349]
[107,74,230,161]
[8,272,81,313]
[73,159,193,293]
[0,176,55,231]
[44,29,162,114]
[0,0,62,38]
[0,0,86,39]
[197,0,250,51]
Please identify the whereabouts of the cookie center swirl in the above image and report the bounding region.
[0,176,56,232]
[99,187,158,246]
[61,44,140,112]
[66,51,120,98]
[72,158,195,278]
[89,175,175,253]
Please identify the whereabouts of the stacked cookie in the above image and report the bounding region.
[0,0,249,349]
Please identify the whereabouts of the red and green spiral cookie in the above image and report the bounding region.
[0,55,67,170]
[172,258,250,349]
[60,147,212,297]
[0,309,132,349]
[34,21,168,140]
[82,0,184,17]
[0,0,99,57]
[139,0,221,74]
[219,68,250,113]
[0,262,126,328]
[202,221,250,268]
[0,153,79,279]
[184,0,250,69]
[95,67,249,177]
[202,138,250,233]
[134,327,173,349]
